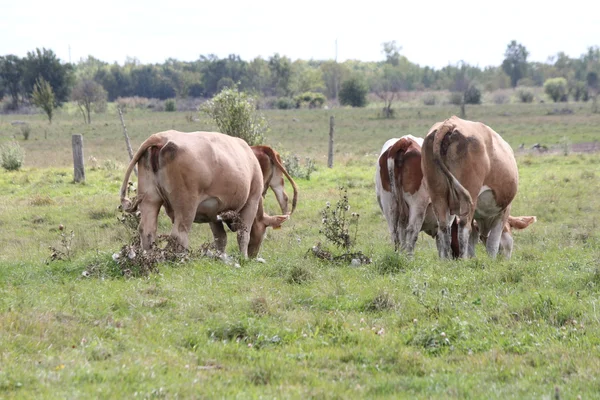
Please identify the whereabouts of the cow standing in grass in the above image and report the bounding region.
[421,116,519,259]
[120,130,288,258]
[375,135,437,255]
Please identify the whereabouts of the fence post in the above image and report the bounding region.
[328,115,334,168]
[72,134,85,183]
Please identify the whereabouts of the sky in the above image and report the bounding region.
[2,0,599,69]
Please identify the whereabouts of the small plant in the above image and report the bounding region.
[422,93,437,106]
[518,89,534,103]
[20,124,31,140]
[48,224,74,262]
[1,141,25,171]
[281,152,316,180]
[164,98,176,112]
[319,187,358,251]
[312,187,370,264]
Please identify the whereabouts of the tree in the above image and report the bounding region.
[268,53,293,97]
[200,87,268,146]
[339,75,368,107]
[502,41,529,88]
[23,48,73,105]
[0,55,24,110]
[449,62,480,118]
[71,78,108,124]
[31,77,56,123]
[544,77,568,102]
[587,72,598,113]
[371,64,404,118]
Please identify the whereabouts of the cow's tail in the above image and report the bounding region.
[432,121,473,217]
[119,134,167,212]
[262,146,299,215]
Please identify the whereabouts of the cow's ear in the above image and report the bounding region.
[508,215,537,230]
[267,215,289,229]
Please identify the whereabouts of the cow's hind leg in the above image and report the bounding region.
[404,208,427,256]
[169,206,196,251]
[236,199,260,259]
[138,196,162,250]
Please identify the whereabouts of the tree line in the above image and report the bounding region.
[1,41,599,114]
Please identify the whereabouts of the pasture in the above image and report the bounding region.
[1,102,600,399]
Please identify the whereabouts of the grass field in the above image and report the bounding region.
[1,102,600,399]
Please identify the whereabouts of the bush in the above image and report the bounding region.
[544,78,568,102]
[464,85,482,105]
[339,76,368,107]
[517,89,534,103]
[448,92,463,105]
[570,81,588,102]
[20,124,31,140]
[493,92,510,104]
[200,87,268,146]
[422,93,437,106]
[281,152,316,180]
[164,99,176,112]
[1,141,25,171]
[294,92,326,109]
[275,97,296,109]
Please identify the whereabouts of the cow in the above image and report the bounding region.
[421,116,519,259]
[119,130,288,258]
[376,134,533,258]
[375,135,437,255]
[251,145,298,215]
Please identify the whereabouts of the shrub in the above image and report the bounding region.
[544,78,568,102]
[570,81,588,102]
[200,87,268,146]
[20,124,31,140]
[275,97,297,110]
[281,152,315,180]
[422,93,437,106]
[164,99,176,112]
[448,92,463,105]
[493,92,510,104]
[464,85,482,104]
[339,76,368,107]
[518,89,534,103]
[1,141,25,171]
[294,92,326,109]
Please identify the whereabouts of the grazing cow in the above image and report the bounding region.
[375,135,437,255]
[251,145,298,215]
[422,116,518,259]
[120,130,288,258]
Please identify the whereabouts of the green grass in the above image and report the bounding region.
[1,102,600,398]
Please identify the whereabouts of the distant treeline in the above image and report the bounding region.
[1,42,599,110]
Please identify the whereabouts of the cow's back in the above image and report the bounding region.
[154,130,262,214]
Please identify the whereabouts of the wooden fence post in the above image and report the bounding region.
[118,106,137,176]
[328,115,334,168]
[72,134,85,183]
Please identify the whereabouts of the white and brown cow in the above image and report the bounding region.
[251,145,298,215]
[422,116,519,259]
[120,130,288,258]
[375,135,437,255]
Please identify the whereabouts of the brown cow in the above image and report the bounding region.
[251,145,298,215]
[376,135,438,255]
[422,116,519,259]
[120,130,288,258]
